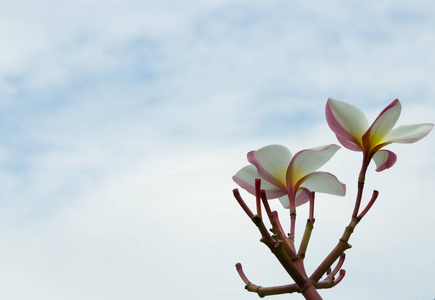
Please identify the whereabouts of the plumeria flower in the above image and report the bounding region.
[326,98,434,172]
[233,144,346,209]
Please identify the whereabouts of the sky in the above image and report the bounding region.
[0,1,434,299]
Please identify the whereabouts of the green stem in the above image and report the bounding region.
[289,195,297,244]
[298,192,315,259]
[298,220,314,259]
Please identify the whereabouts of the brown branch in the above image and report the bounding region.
[271,240,307,287]
[252,215,276,251]
[235,263,301,297]
[236,262,347,298]
[233,189,275,250]
[310,158,372,283]
[260,191,287,240]
[233,188,305,284]
[233,184,323,299]
[309,224,354,283]
[260,190,296,254]
[262,198,304,276]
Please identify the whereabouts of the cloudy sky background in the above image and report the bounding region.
[0,1,434,299]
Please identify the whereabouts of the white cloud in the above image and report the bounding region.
[0,1,434,299]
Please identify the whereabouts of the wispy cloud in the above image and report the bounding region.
[0,1,434,299]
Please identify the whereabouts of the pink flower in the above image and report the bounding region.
[326,98,434,171]
[233,144,346,209]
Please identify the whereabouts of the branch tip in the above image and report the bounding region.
[357,190,379,220]
[235,263,251,285]
[333,269,346,286]
[309,192,315,222]
[329,253,345,278]
[233,189,255,219]
[260,190,273,218]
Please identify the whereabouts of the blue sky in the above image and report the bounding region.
[0,1,434,299]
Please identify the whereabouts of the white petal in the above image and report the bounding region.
[288,144,340,184]
[384,123,434,144]
[365,99,401,147]
[372,150,397,172]
[280,189,311,208]
[294,188,312,207]
[247,144,292,190]
[326,98,369,148]
[233,165,286,198]
[337,135,363,152]
[299,172,346,196]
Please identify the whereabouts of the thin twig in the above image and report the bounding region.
[260,190,273,221]
[235,263,301,297]
[333,270,346,286]
[255,179,262,219]
[233,189,255,219]
[309,192,315,222]
[357,190,379,221]
[327,254,345,279]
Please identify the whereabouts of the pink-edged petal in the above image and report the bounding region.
[372,150,397,172]
[383,123,434,144]
[280,188,311,208]
[363,99,401,148]
[232,165,286,199]
[326,98,369,150]
[337,135,362,151]
[298,172,346,196]
[294,188,312,207]
[287,144,340,185]
[248,144,292,190]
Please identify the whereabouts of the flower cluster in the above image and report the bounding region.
[231,98,433,300]
[234,98,433,208]
[326,98,433,172]
[233,144,346,210]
